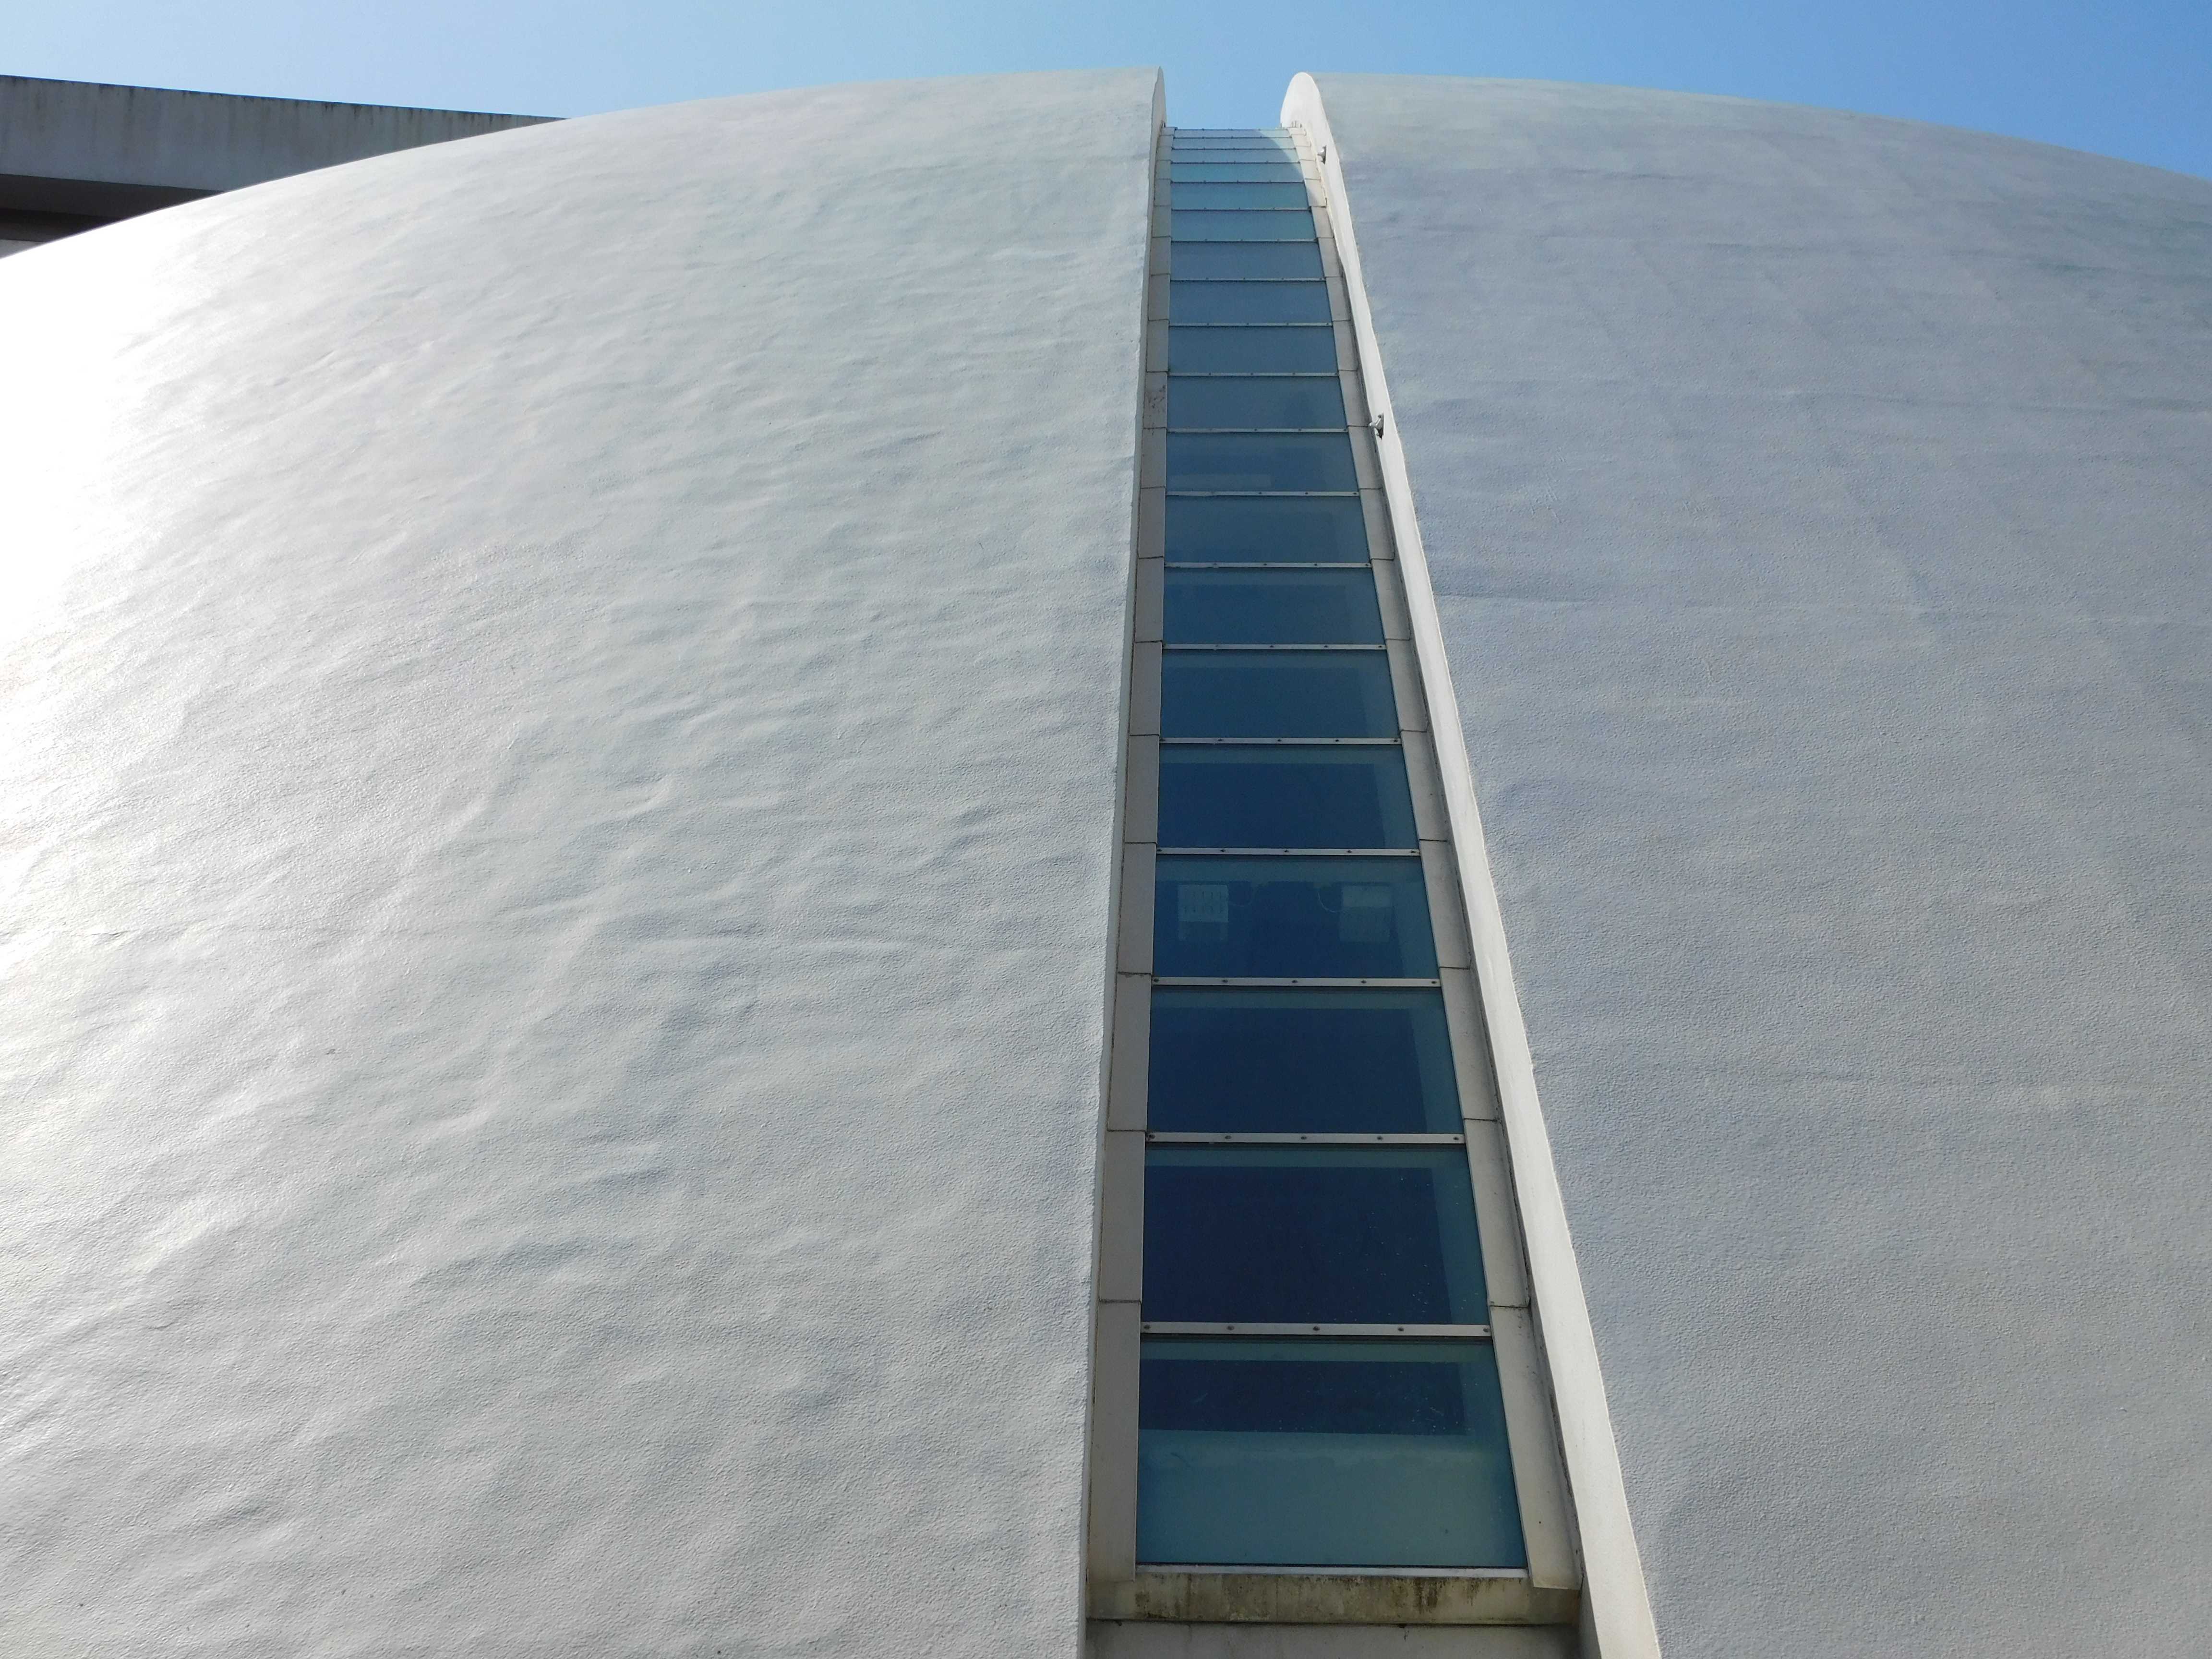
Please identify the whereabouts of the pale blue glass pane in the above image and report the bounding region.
[1138,1339,1525,1567]
[1169,376,1344,429]
[1172,210,1317,241]
[1153,855,1436,977]
[1169,433,1357,492]
[1166,496,1368,563]
[1147,987,1459,1133]
[1170,164,1308,183]
[1172,243,1324,280]
[1173,181,1312,209]
[1145,1147,1489,1323]
[1168,282,1330,325]
[1158,745,1412,846]
[1162,650,1396,738]
[1170,327,1336,373]
[1164,569,1382,644]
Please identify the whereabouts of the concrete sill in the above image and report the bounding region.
[1089,1571,1579,1625]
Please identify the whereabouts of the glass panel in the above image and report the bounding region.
[1165,569,1382,645]
[1171,242,1324,280]
[1158,744,1412,847]
[1168,433,1357,493]
[1170,327,1336,374]
[1171,181,1312,209]
[1172,210,1317,242]
[1166,496,1368,564]
[1170,144,1299,159]
[1138,1338,1525,1567]
[1170,164,1308,183]
[1162,650,1396,738]
[1168,281,1330,325]
[1153,855,1436,978]
[1168,376,1344,430]
[1145,1147,1489,1323]
[1148,987,1459,1133]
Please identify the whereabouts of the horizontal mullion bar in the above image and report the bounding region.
[1146,1132,1467,1146]
[1166,491,1361,499]
[1167,426,1349,435]
[1158,850,1419,862]
[1141,1322,1493,1339]
[1165,562,1370,570]
[1150,976,1443,988]
[1159,736,1400,746]
[1162,642,1385,652]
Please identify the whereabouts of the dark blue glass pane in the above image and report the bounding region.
[1161,650,1395,738]
[1158,745,1412,847]
[1168,282,1330,325]
[1173,210,1316,242]
[1169,433,1357,492]
[1168,376,1344,429]
[1166,496,1367,564]
[1154,855,1436,978]
[1169,327,1335,373]
[1165,570,1382,644]
[1137,1338,1525,1567]
[1145,1148,1489,1323]
[1147,987,1459,1132]
[1171,242,1324,280]
[1172,181,1311,209]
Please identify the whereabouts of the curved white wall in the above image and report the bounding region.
[1302,73,2212,1659]
[0,70,1157,1655]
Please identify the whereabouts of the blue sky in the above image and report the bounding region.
[6,0,2207,178]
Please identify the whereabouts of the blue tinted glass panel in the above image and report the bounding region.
[1169,433,1357,493]
[1138,1338,1525,1567]
[1172,243,1324,280]
[1170,327,1336,373]
[1166,496,1367,564]
[1169,376,1344,429]
[1147,987,1459,1132]
[1173,210,1317,242]
[1154,855,1436,978]
[1161,650,1395,738]
[1158,745,1412,847]
[1172,181,1311,209]
[1170,164,1307,183]
[1145,1147,1489,1323]
[1165,569,1382,645]
[1168,282,1330,325]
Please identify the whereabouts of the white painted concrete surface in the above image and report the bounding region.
[1305,74,2212,1658]
[0,69,1158,1656]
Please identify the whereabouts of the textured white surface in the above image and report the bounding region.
[0,70,1157,1655]
[1309,75,2212,1658]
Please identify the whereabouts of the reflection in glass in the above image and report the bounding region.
[1166,495,1367,564]
[1138,1338,1525,1567]
[1147,987,1460,1133]
[1165,569,1382,645]
[1170,327,1336,374]
[1162,649,1396,738]
[1171,242,1324,281]
[1169,375,1344,430]
[1169,165,1308,183]
[1158,744,1411,847]
[1146,1147,1489,1323]
[1171,181,1312,209]
[1168,433,1357,493]
[1167,281,1331,325]
[1153,855,1436,978]
[1172,210,1318,242]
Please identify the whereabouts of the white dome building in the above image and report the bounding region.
[2,67,2208,1659]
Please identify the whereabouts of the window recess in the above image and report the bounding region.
[1090,124,1576,1623]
